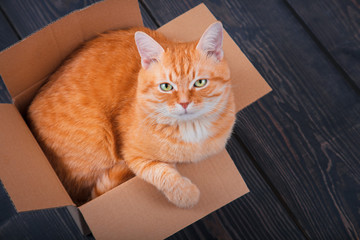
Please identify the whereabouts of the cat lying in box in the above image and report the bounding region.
[28,22,235,208]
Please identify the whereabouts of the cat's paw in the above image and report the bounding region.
[163,177,200,208]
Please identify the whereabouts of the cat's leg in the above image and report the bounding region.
[126,158,200,208]
[91,161,134,198]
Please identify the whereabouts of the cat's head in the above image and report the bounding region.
[135,22,232,124]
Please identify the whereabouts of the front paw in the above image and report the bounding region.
[163,177,200,208]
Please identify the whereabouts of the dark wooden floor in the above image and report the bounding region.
[0,0,359,239]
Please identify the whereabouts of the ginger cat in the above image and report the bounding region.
[28,22,235,208]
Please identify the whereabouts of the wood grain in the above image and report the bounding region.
[0,76,12,103]
[0,181,17,225]
[0,11,12,103]
[286,0,360,89]
[143,0,360,239]
[0,9,18,51]
[0,207,94,239]
[139,1,158,29]
[0,0,102,38]
[0,180,93,239]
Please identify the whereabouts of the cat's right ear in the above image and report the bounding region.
[196,22,224,61]
[135,32,164,69]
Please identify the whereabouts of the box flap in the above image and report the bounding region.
[0,0,143,115]
[80,3,271,240]
[80,150,248,240]
[0,104,73,211]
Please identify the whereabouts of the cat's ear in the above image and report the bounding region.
[196,22,224,61]
[135,31,165,69]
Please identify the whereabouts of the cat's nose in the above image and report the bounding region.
[179,102,190,109]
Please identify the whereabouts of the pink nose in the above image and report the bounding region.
[179,102,190,109]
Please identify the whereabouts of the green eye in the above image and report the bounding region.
[159,83,173,91]
[194,79,208,88]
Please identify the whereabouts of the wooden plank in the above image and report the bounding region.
[139,2,158,29]
[0,75,12,103]
[141,0,198,26]
[0,0,158,39]
[235,103,360,239]
[143,0,360,239]
[0,207,93,239]
[286,0,360,89]
[168,137,306,239]
[0,181,17,225]
[0,179,92,239]
[0,0,102,38]
[0,9,18,51]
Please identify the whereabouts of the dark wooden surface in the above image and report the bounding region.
[0,76,11,104]
[0,0,102,38]
[0,9,18,51]
[286,0,360,89]
[0,7,15,102]
[0,0,359,239]
[0,181,93,240]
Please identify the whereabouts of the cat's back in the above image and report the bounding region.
[29,27,164,116]
[27,27,166,157]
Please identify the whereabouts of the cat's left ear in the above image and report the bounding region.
[196,22,224,61]
[135,31,165,69]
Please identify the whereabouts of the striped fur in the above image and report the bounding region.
[28,23,235,207]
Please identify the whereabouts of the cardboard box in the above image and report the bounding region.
[0,0,271,239]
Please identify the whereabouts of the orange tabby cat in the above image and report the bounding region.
[28,22,235,208]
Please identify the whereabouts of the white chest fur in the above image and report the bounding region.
[178,119,213,143]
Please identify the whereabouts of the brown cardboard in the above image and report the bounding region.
[0,104,73,211]
[0,0,271,239]
[80,150,248,240]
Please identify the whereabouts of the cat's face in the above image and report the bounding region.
[135,22,232,124]
[137,45,231,124]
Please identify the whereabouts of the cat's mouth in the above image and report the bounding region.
[179,112,191,116]
[163,106,205,122]
[176,111,199,121]
[179,109,190,115]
